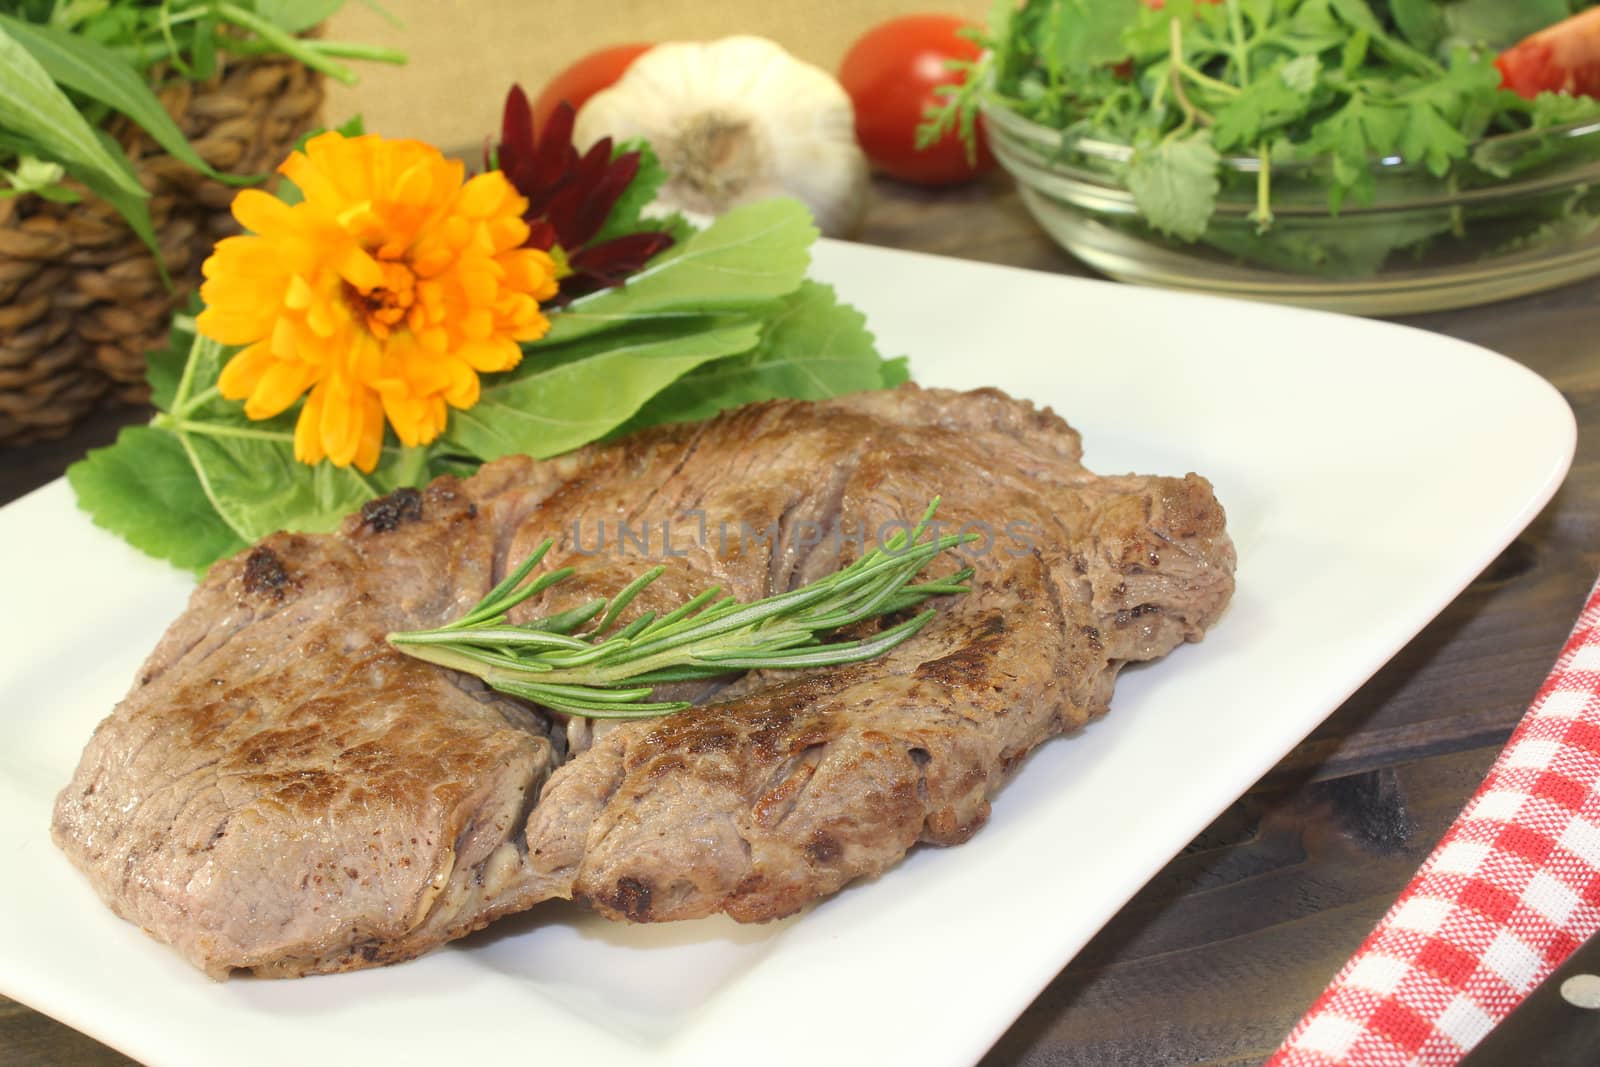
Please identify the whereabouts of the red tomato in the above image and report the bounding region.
[532,43,653,135]
[839,15,997,186]
[1497,8,1600,98]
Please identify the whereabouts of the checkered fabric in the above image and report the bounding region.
[1267,575,1600,1067]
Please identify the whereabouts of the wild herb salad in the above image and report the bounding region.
[928,0,1600,276]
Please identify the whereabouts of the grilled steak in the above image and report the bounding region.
[53,385,1235,976]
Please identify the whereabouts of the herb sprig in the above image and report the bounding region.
[926,0,1600,251]
[388,500,974,719]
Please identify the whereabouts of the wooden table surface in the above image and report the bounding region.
[4,174,1597,1066]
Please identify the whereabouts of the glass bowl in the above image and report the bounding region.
[982,99,1600,315]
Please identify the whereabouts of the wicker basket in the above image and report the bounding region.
[0,52,324,446]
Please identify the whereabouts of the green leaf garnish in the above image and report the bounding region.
[619,282,903,433]
[543,198,819,344]
[70,198,907,575]
[442,319,765,460]
[67,425,249,572]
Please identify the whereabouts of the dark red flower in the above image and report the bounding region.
[494,85,675,302]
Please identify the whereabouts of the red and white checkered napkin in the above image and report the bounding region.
[1267,574,1600,1067]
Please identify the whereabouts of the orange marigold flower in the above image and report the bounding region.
[196,131,560,472]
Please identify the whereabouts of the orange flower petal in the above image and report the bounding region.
[245,356,318,420]
[416,326,449,353]
[216,341,275,401]
[196,305,271,347]
[294,384,326,466]
[355,389,385,473]
[318,377,360,467]
[232,189,296,237]
[304,285,352,339]
[458,338,522,373]
[283,274,315,312]
[458,171,509,218]
[513,315,550,344]
[280,148,339,209]
[336,243,384,292]
[461,306,493,341]
[270,315,299,359]
[379,390,426,448]
[487,216,529,252]
[392,158,435,209]
[443,358,479,409]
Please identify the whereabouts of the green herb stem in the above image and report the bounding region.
[223,37,408,65]
[388,499,974,719]
[1168,17,1216,134]
[212,2,358,85]
[166,331,216,414]
[111,34,405,70]
[1253,141,1273,233]
[1169,17,1241,103]
[1225,0,1250,84]
[152,415,292,445]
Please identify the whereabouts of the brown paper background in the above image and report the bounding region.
[324,1,991,152]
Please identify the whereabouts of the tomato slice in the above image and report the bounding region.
[532,43,653,135]
[1496,8,1600,99]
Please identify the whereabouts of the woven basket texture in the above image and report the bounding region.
[0,52,324,446]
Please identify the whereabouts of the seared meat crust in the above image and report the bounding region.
[52,385,1234,976]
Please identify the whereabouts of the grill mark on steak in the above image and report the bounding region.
[769,458,854,593]
[751,742,827,830]
[242,547,292,598]
[53,385,1234,977]
[611,876,653,921]
[358,487,425,532]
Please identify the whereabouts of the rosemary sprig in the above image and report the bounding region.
[387,499,974,719]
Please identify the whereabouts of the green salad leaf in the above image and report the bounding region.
[621,282,908,433]
[1403,0,1583,56]
[544,198,819,344]
[68,426,249,572]
[1052,0,1143,71]
[442,319,765,461]
[931,0,1600,278]
[1127,131,1221,239]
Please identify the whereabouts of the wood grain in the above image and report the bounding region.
[5,175,1597,1067]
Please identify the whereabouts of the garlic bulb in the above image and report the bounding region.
[574,36,869,238]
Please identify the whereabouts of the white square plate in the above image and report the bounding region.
[0,241,1574,1066]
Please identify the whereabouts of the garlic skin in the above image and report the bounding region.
[574,36,869,238]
